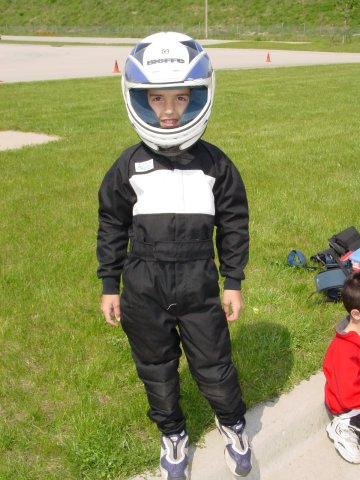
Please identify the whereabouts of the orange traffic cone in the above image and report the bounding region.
[113,60,120,73]
[266,52,271,63]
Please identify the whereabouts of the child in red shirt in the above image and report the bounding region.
[323,271,360,463]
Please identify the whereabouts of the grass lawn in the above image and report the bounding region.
[1,64,359,479]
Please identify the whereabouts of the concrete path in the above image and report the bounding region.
[1,36,360,83]
[130,372,359,480]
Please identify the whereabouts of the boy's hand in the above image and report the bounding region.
[223,290,244,322]
[101,294,121,327]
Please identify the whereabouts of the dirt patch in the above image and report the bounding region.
[0,130,60,151]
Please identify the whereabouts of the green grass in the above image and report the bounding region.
[1,64,360,479]
[1,0,360,28]
[1,0,360,40]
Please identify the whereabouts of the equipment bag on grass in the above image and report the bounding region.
[309,226,360,303]
[312,268,348,303]
[328,226,360,257]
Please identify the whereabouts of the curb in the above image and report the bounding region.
[246,372,328,479]
[130,372,330,480]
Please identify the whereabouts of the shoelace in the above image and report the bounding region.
[169,436,179,459]
[167,431,186,460]
[349,426,360,444]
[232,421,245,433]
[231,421,246,450]
[336,423,360,445]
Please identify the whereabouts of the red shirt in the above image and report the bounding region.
[323,317,360,414]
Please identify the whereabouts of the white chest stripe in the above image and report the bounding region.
[129,169,215,215]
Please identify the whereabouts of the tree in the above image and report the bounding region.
[336,0,357,43]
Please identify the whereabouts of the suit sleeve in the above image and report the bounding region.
[213,153,249,290]
[96,158,135,294]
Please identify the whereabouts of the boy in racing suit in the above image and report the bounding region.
[97,32,252,479]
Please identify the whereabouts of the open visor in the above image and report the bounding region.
[129,86,209,128]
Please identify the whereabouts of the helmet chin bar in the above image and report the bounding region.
[121,32,215,151]
[138,118,208,152]
[130,106,211,152]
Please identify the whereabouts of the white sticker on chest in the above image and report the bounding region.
[135,159,154,173]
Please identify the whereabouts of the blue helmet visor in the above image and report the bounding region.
[130,87,208,127]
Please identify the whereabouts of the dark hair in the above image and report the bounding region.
[341,271,360,313]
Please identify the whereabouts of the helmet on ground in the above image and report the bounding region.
[121,32,215,152]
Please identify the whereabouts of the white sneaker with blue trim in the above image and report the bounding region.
[160,430,189,480]
[215,416,252,477]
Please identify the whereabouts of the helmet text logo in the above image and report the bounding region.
[147,58,185,65]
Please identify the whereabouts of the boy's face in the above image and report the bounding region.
[147,88,190,128]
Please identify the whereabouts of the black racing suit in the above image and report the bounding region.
[97,140,249,435]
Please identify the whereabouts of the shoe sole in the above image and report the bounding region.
[224,447,252,477]
[160,433,189,480]
[326,424,360,464]
[160,464,188,480]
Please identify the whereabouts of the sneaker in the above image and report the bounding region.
[326,416,360,464]
[215,416,252,477]
[160,430,189,480]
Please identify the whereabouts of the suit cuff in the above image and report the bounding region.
[102,276,120,294]
[224,277,241,290]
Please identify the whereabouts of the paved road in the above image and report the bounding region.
[1,36,360,83]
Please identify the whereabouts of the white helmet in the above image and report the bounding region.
[121,32,215,152]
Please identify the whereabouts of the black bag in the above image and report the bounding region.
[313,268,348,302]
[328,226,360,257]
[310,247,341,269]
[309,226,360,302]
